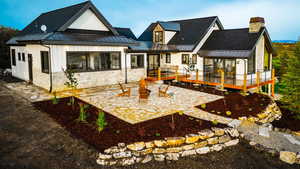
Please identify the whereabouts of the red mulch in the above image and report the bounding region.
[33,98,226,152]
[272,102,300,132]
[196,93,272,119]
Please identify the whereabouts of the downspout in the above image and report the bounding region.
[41,42,53,93]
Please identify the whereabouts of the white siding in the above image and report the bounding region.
[68,9,109,31]
[164,31,176,44]
[255,35,265,72]
[10,46,29,81]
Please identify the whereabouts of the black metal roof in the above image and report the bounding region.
[138,16,223,46]
[114,27,137,40]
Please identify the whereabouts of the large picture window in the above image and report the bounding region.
[154,31,163,43]
[182,54,189,64]
[11,49,16,66]
[248,52,256,74]
[41,51,49,73]
[131,54,144,68]
[192,54,197,64]
[264,46,270,71]
[67,52,121,72]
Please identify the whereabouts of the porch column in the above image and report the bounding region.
[243,73,247,94]
[271,69,275,97]
[256,71,261,93]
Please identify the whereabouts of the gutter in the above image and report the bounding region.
[40,42,53,93]
[124,50,128,84]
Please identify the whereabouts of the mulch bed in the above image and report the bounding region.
[196,92,272,119]
[164,80,225,96]
[33,97,226,152]
[272,101,300,131]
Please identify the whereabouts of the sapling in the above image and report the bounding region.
[78,102,89,122]
[51,91,59,105]
[96,110,107,132]
[63,68,78,110]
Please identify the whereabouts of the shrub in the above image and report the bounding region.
[155,133,160,137]
[178,111,184,115]
[51,92,59,105]
[200,104,206,109]
[96,110,107,132]
[212,119,219,125]
[78,102,89,122]
[226,111,232,116]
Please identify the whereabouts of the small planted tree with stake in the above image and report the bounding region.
[63,68,78,109]
[78,102,89,122]
[96,110,107,132]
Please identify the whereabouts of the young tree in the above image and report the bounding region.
[63,68,78,109]
[280,42,300,114]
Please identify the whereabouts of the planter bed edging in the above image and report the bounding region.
[96,127,240,166]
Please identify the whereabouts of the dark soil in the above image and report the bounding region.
[272,101,300,131]
[33,97,226,152]
[164,80,226,96]
[196,92,272,119]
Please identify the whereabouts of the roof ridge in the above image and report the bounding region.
[167,16,218,22]
[41,1,89,15]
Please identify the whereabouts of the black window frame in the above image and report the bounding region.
[131,54,144,69]
[11,49,16,66]
[22,53,25,61]
[182,54,189,64]
[41,51,49,74]
[18,53,21,61]
[166,53,171,63]
[66,51,122,73]
[154,31,163,43]
[192,54,197,64]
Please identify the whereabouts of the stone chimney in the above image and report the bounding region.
[249,17,265,33]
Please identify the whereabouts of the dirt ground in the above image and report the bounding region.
[0,82,299,169]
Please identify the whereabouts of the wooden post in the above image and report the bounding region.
[196,69,199,81]
[175,67,178,81]
[256,71,260,93]
[221,69,224,90]
[271,69,275,97]
[158,67,161,81]
[243,73,247,94]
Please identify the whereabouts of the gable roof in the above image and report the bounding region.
[138,16,222,46]
[20,1,118,36]
[114,27,137,40]
[199,27,276,58]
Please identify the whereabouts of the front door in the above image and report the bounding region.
[28,54,33,83]
[147,54,160,76]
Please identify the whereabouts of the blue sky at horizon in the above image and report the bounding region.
[0,0,299,40]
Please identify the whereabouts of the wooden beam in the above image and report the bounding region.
[158,67,161,81]
[196,69,199,81]
[256,71,260,93]
[271,69,275,97]
[243,73,247,94]
[220,70,224,90]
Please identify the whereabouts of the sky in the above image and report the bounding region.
[0,0,299,40]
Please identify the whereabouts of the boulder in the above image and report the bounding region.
[196,147,210,154]
[193,141,208,149]
[185,134,200,144]
[153,148,166,154]
[154,154,165,161]
[166,147,182,153]
[120,157,136,166]
[165,137,185,147]
[145,141,155,148]
[224,139,239,147]
[218,135,231,144]
[207,137,219,145]
[127,142,145,151]
[212,128,225,136]
[113,151,132,159]
[225,128,239,138]
[135,157,143,163]
[166,153,180,161]
[280,151,297,165]
[141,155,153,163]
[138,148,153,155]
[181,150,197,157]
[198,129,214,139]
[154,140,167,147]
[98,153,112,160]
[181,144,195,151]
[211,144,223,152]
[104,146,120,154]
[96,159,109,165]
[118,143,126,148]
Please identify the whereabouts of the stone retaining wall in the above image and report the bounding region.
[96,127,240,166]
[239,101,282,124]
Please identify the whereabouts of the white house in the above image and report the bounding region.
[7,1,275,93]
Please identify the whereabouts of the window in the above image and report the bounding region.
[11,49,16,66]
[41,51,49,73]
[131,54,144,68]
[18,53,21,61]
[182,54,189,64]
[264,46,270,71]
[192,54,197,64]
[154,31,163,43]
[22,53,25,61]
[67,52,121,72]
[166,53,171,63]
[248,52,255,74]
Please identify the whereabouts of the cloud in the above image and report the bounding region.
[186,0,300,40]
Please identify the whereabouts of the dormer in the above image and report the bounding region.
[153,22,180,44]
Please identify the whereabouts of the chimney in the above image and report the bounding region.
[249,17,265,33]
